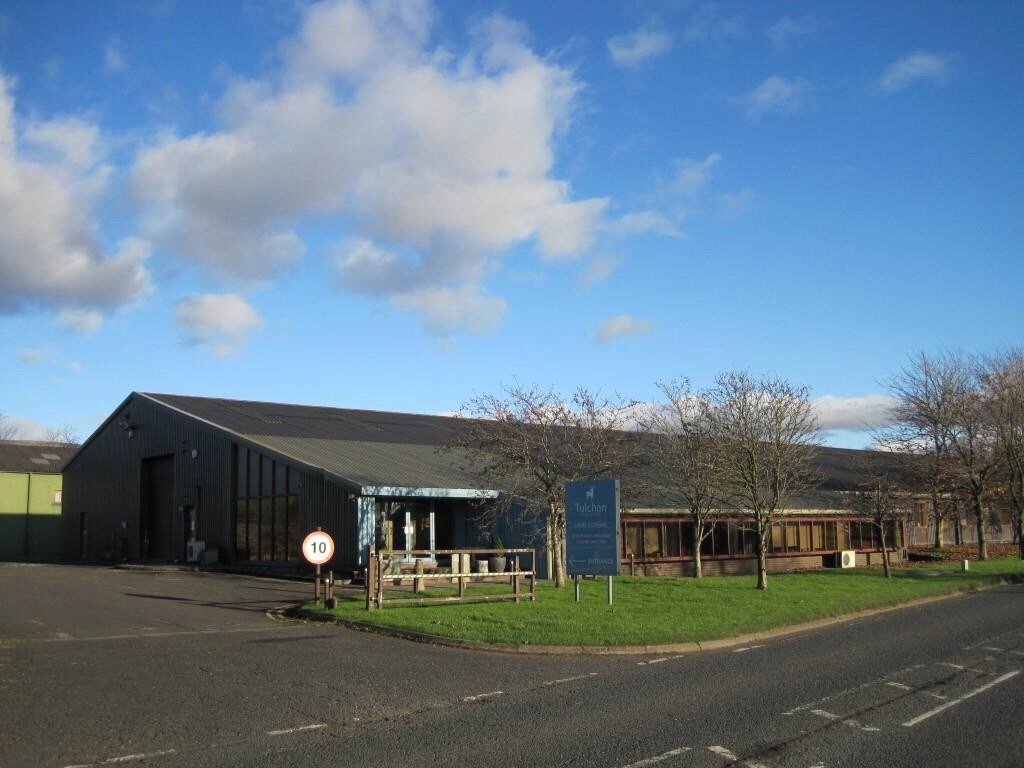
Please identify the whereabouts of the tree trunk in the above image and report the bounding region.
[974,497,988,561]
[931,493,944,549]
[552,503,567,587]
[693,520,703,579]
[755,517,768,591]
[880,526,891,579]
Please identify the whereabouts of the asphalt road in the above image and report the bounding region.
[1,564,1021,768]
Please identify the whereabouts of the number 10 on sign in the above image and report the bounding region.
[302,528,335,603]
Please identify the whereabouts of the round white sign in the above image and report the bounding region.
[302,530,335,565]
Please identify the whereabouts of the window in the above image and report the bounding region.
[915,499,929,526]
[644,523,663,557]
[234,447,304,562]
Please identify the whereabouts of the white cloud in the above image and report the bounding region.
[393,284,506,335]
[608,210,682,238]
[671,153,722,197]
[736,75,810,118]
[133,1,606,334]
[56,308,104,333]
[812,394,897,432]
[607,24,673,68]
[3,415,49,440]
[104,40,126,73]
[0,74,151,315]
[174,293,262,358]
[765,15,819,50]
[595,314,652,344]
[577,255,619,287]
[685,4,745,44]
[17,347,52,364]
[880,51,955,93]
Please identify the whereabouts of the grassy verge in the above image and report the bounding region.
[299,560,1024,647]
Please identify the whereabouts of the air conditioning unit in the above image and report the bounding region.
[838,550,857,569]
[186,540,205,563]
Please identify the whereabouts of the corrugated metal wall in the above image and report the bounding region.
[63,395,234,562]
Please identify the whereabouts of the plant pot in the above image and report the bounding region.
[488,556,506,573]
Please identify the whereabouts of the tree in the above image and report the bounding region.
[706,371,821,591]
[980,349,1024,559]
[43,423,79,446]
[449,385,639,587]
[845,454,912,578]
[882,352,959,548]
[641,379,728,579]
[0,413,17,441]
[943,353,1002,561]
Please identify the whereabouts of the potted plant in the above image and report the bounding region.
[488,535,507,574]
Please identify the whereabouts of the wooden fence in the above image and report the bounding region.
[365,547,536,610]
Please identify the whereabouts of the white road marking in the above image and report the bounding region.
[809,709,878,733]
[924,692,948,701]
[266,723,327,736]
[64,749,178,767]
[542,672,598,686]
[462,690,503,702]
[621,746,691,767]
[637,658,669,666]
[707,746,769,767]
[887,682,913,691]
[902,670,1021,727]
[1011,650,1024,657]
[733,644,765,653]
[45,625,300,643]
[982,646,1004,652]
[937,662,964,670]
[782,663,925,715]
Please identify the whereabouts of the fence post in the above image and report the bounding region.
[366,547,375,611]
[530,548,537,602]
[458,551,466,598]
[414,558,425,594]
[513,552,520,603]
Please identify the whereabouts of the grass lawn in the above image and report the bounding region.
[300,559,1024,647]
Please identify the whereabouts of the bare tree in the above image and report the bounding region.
[706,371,821,591]
[981,349,1024,559]
[449,385,639,587]
[0,413,17,441]
[846,454,913,578]
[882,352,959,548]
[43,423,79,446]
[641,379,728,578]
[943,353,1002,561]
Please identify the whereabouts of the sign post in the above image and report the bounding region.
[302,527,335,605]
[565,479,620,606]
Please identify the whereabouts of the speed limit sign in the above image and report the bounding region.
[302,529,335,565]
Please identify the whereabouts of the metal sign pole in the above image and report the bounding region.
[574,574,581,603]
[608,575,613,606]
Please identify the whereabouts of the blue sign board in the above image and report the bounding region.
[565,479,620,576]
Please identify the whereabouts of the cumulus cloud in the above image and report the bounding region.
[174,293,262,358]
[765,15,819,50]
[0,74,151,316]
[104,39,126,73]
[134,0,609,334]
[607,24,673,68]
[812,394,897,432]
[609,210,682,238]
[393,284,506,335]
[595,314,652,344]
[736,75,810,118]
[879,51,955,93]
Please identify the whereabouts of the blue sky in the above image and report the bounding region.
[1,1,1021,448]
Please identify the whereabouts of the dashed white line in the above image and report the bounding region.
[64,749,178,767]
[266,724,327,736]
[887,682,913,691]
[1011,650,1024,657]
[733,644,765,653]
[982,646,1005,653]
[707,746,768,768]
[621,746,691,767]
[903,670,1021,727]
[810,710,879,733]
[542,672,598,686]
[462,690,503,702]
[937,662,964,670]
[637,657,669,666]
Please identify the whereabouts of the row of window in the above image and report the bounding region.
[233,446,303,562]
[623,518,903,561]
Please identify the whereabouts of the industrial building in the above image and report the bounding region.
[0,440,77,560]
[61,391,1003,577]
